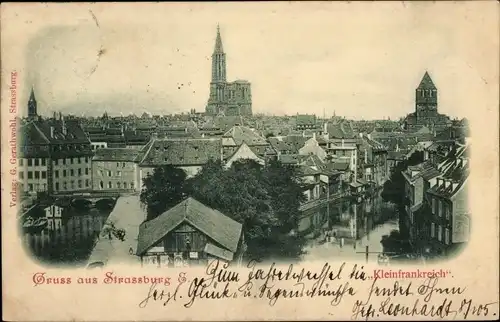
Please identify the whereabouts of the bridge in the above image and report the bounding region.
[49,190,139,207]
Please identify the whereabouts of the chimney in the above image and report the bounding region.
[50,126,55,138]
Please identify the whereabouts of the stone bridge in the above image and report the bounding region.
[50,190,138,207]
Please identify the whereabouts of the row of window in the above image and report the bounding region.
[55,168,89,178]
[97,170,124,177]
[55,180,90,191]
[430,223,451,245]
[25,183,47,192]
[431,197,451,220]
[19,157,90,167]
[419,89,436,98]
[54,157,90,166]
[92,144,107,150]
[98,181,135,190]
[19,171,47,180]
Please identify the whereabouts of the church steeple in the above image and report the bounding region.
[211,24,226,83]
[415,71,438,114]
[28,87,38,118]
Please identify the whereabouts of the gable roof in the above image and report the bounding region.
[223,125,268,146]
[138,138,222,166]
[417,71,437,89]
[136,197,242,255]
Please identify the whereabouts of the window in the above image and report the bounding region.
[437,200,442,217]
[445,228,450,245]
[108,182,112,189]
[124,182,127,189]
[117,162,120,167]
[55,182,60,191]
[55,159,59,166]
[430,223,435,238]
[70,158,74,164]
[63,182,67,190]
[117,171,122,177]
[122,162,126,168]
[19,172,24,180]
[42,171,47,179]
[85,168,89,175]
[63,170,67,177]
[71,181,75,189]
[99,181,104,189]
[85,179,89,187]
[62,159,66,165]
[42,159,46,166]
[19,159,23,166]
[108,170,112,176]
[55,170,59,178]
[117,182,121,189]
[78,158,81,164]
[85,157,89,163]
[35,184,40,191]
[78,180,82,188]
[28,159,33,166]
[35,159,40,166]
[98,170,103,177]
[34,172,40,179]
[70,169,74,176]
[445,203,451,220]
[78,168,82,176]
[131,182,135,190]
[437,225,442,242]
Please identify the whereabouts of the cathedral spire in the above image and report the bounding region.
[211,24,226,82]
[28,86,38,118]
[214,24,224,54]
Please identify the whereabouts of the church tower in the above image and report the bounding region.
[415,71,437,118]
[27,87,38,118]
[212,25,226,83]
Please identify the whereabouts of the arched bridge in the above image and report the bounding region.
[50,190,137,208]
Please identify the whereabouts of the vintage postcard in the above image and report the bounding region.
[1,2,499,321]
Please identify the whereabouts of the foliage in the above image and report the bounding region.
[140,165,188,220]
[189,158,308,261]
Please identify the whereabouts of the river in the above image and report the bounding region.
[22,206,111,267]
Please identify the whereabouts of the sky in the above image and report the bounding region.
[2,2,498,120]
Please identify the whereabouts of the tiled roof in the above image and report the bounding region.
[138,138,222,166]
[223,126,268,146]
[326,121,356,139]
[268,135,308,153]
[93,148,142,162]
[330,160,350,171]
[136,197,242,255]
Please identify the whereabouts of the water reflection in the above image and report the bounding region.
[22,207,111,266]
[299,190,397,240]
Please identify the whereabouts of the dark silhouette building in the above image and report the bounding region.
[403,72,451,132]
[206,25,252,116]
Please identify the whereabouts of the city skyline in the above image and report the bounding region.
[5,2,496,120]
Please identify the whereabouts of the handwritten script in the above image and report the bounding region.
[137,259,498,320]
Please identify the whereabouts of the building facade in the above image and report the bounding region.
[19,94,93,195]
[205,26,252,116]
[91,148,141,192]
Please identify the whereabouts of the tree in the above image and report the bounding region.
[101,222,127,241]
[189,159,307,261]
[140,165,188,220]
